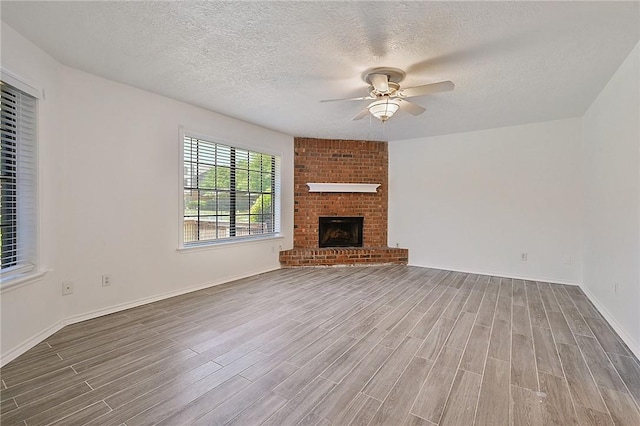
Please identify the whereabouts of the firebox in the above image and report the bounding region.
[318,217,364,248]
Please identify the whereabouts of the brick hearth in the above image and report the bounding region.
[279,247,408,267]
[280,137,408,267]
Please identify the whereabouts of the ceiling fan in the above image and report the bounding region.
[321,67,454,122]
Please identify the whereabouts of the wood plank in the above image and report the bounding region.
[363,337,423,401]
[319,328,385,383]
[104,358,224,410]
[407,306,444,340]
[369,357,433,426]
[460,325,490,374]
[49,400,111,426]
[0,397,17,415]
[494,296,512,322]
[441,289,471,320]
[330,393,381,426]
[571,295,602,319]
[415,317,456,361]
[1,266,631,426]
[548,311,577,345]
[288,329,357,369]
[225,391,287,426]
[84,361,223,426]
[475,357,510,426]
[192,362,298,425]
[511,333,538,391]
[526,281,550,328]
[403,414,436,426]
[462,285,485,314]
[239,327,328,382]
[575,335,629,393]
[155,375,251,426]
[1,382,92,426]
[538,283,562,313]
[412,286,446,315]
[262,376,335,426]
[346,304,395,340]
[444,311,475,350]
[475,283,498,327]
[574,406,614,426]
[411,346,463,423]
[511,385,544,426]
[512,305,532,337]
[126,369,256,426]
[274,334,356,399]
[599,386,640,426]
[539,372,579,425]
[584,317,633,357]
[309,344,393,423]
[608,353,640,404]
[439,369,482,426]
[532,326,563,377]
[512,280,527,306]
[499,278,513,299]
[488,319,511,362]
[551,284,575,308]
[561,305,595,337]
[379,309,425,349]
[557,343,608,412]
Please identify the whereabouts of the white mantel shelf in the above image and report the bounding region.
[306,183,380,193]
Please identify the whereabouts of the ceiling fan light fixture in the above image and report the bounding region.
[368,97,400,122]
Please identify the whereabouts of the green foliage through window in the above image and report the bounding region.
[183,136,279,244]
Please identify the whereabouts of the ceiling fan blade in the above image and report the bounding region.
[398,81,454,98]
[320,96,374,103]
[352,108,370,121]
[369,73,389,93]
[399,99,426,116]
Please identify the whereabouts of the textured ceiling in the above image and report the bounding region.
[1,1,639,141]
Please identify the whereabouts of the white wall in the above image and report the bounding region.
[1,23,66,364]
[389,118,583,284]
[0,23,294,364]
[582,42,639,355]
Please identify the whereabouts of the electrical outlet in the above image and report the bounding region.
[520,252,528,261]
[614,282,618,293]
[102,274,111,287]
[62,281,73,295]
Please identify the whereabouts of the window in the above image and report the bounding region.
[1,81,37,278]
[182,135,280,246]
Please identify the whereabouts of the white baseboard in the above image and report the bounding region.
[409,262,581,286]
[0,267,280,367]
[1,320,64,367]
[579,285,640,360]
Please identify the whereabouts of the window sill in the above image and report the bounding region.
[177,234,285,254]
[1,270,49,294]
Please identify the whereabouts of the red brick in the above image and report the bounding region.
[283,138,405,267]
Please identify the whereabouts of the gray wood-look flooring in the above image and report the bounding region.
[1,266,640,425]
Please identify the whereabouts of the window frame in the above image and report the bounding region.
[0,69,41,286]
[178,129,282,250]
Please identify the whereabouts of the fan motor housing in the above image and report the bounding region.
[363,67,406,85]
[369,82,400,98]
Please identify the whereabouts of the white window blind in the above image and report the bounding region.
[1,81,37,277]
[183,135,280,246]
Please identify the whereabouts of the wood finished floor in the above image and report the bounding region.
[1,266,640,426]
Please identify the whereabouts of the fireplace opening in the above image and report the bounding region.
[319,217,364,248]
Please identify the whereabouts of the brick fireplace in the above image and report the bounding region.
[279,137,408,267]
